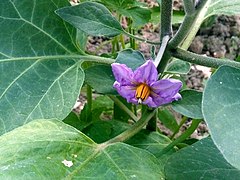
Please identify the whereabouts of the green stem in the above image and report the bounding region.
[86,85,92,114]
[105,109,156,144]
[119,34,125,49]
[170,116,188,139]
[160,0,173,39]
[146,111,157,131]
[123,31,160,45]
[109,95,138,122]
[161,119,202,153]
[157,50,172,76]
[169,0,209,49]
[171,48,240,69]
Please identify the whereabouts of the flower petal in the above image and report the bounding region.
[113,82,136,103]
[111,63,133,85]
[133,60,158,84]
[151,79,182,98]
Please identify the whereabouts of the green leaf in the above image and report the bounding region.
[206,0,240,19]
[56,2,123,37]
[100,0,135,10]
[202,66,240,169]
[85,65,116,94]
[122,7,152,28]
[150,7,184,25]
[165,137,240,179]
[165,59,190,74]
[0,119,164,179]
[116,49,145,70]
[76,29,88,52]
[0,0,84,135]
[172,90,203,119]
[158,108,179,132]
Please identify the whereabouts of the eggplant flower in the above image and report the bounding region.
[111,60,182,108]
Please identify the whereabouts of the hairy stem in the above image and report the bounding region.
[105,109,156,144]
[171,48,240,69]
[169,0,209,49]
[160,0,173,39]
[170,116,188,139]
[161,119,202,153]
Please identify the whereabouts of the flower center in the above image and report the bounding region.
[135,83,151,104]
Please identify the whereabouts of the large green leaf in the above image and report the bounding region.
[202,66,240,169]
[165,137,240,179]
[172,90,203,119]
[56,2,123,37]
[0,0,84,135]
[206,0,240,19]
[0,119,164,179]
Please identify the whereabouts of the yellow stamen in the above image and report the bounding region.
[135,83,151,103]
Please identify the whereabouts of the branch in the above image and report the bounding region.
[104,109,156,144]
[171,48,240,69]
[160,0,173,40]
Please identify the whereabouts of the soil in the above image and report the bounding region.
[73,0,240,139]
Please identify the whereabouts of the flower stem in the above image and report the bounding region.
[171,48,240,69]
[161,119,202,154]
[109,95,138,122]
[105,109,156,144]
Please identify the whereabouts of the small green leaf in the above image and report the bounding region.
[203,66,240,169]
[56,2,123,37]
[165,137,240,179]
[122,7,152,28]
[0,120,164,179]
[85,65,116,94]
[116,49,145,70]
[158,108,179,132]
[166,59,190,74]
[172,90,203,119]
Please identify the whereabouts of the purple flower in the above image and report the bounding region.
[111,60,182,108]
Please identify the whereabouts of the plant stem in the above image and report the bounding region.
[169,0,209,49]
[161,119,202,153]
[123,30,160,45]
[109,95,138,122]
[119,34,125,49]
[170,116,188,139]
[146,111,157,131]
[171,48,240,69]
[154,35,170,67]
[86,85,92,115]
[160,0,173,39]
[105,109,156,144]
